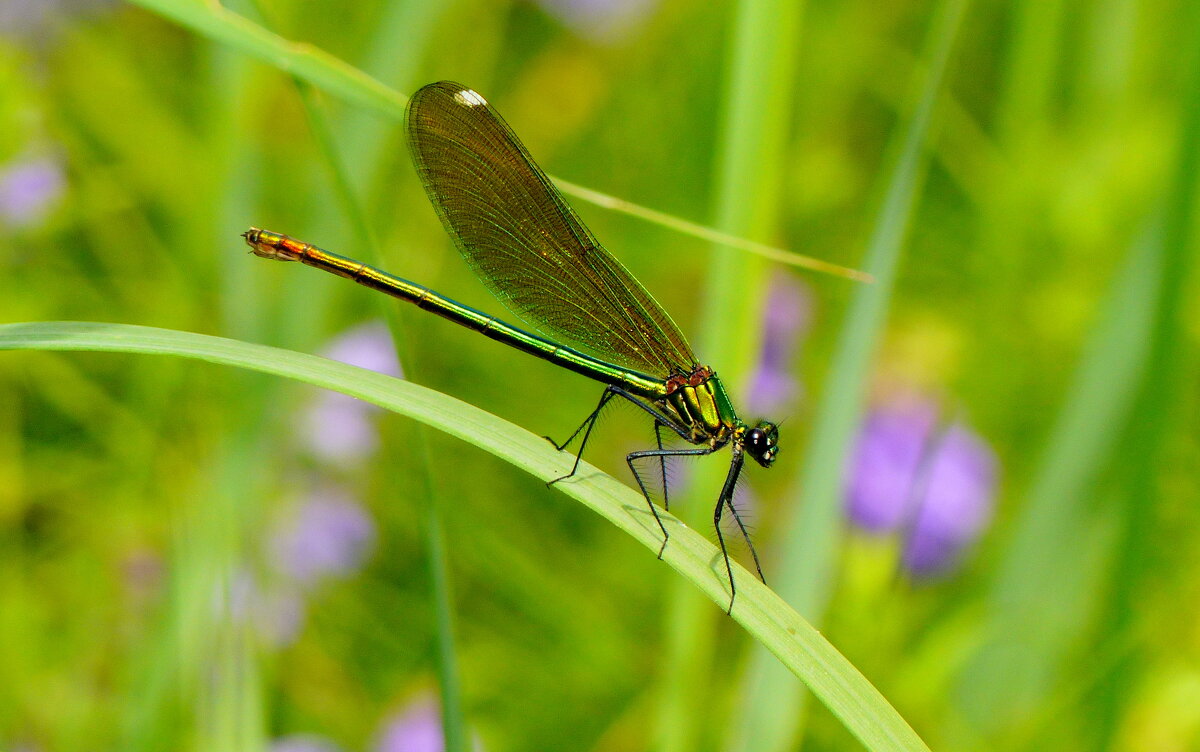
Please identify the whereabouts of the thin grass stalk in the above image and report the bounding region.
[200,10,270,747]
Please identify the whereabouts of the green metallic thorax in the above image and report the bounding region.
[663,371,741,449]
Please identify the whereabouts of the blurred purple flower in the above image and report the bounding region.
[0,0,111,39]
[270,735,344,752]
[0,156,65,227]
[375,697,444,752]
[257,586,307,646]
[302,321,401,462]
[269,487,376,587]
[303,394,380,463]
[745,274,813,416]
[121,547,165,604]
[535,0,658,43]
[845,399,997,577]
[902,424,997,577]
[323,321,403,378]
[845,399,939,532]
[226,569,307,647]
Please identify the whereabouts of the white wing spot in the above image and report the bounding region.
[454,89,488,107]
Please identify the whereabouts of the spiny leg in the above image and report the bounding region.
[545,387,618,486]
[627,446,714,559]
[714,449,747,614]
[546,386,692,485]
[654,422,670,511]
[724,495,765,584]
[544,386,615,452]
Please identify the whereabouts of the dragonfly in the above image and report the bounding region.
[244,81,780,612]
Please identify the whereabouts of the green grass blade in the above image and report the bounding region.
[1084,12,1200,742]
[728,1,967,749]
[554,178,872,282]
[129,0,406,118]
[0,321,925,752]
[123,0,866,281]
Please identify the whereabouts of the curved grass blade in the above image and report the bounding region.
[406,81,696,377]
[552,177,875,283]
[0,320,926,752]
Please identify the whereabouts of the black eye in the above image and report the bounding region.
[747,428,765,449]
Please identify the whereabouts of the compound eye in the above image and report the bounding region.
[746,427,766,450]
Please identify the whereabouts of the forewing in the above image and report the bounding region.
[405,81,696,378]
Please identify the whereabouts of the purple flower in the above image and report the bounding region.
[302,394,381,463]
[269,487,376,587]
[844,398,997,577]
[375,697,445,752]
[0,0,111,40]
[745,274,813,416]
[302,321,402,462]
[0,156,64,227]
[374,697,485,752]
[270,735,344,752]
[845,399,939,532]
[256,586,307,646]
[536,0,658,43]
[901,425,997,577]
[322,321,403,378]
[225,569,307,647]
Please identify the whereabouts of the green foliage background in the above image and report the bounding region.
[0,0,1196,750]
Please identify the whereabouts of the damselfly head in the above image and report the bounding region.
[743,420,780,468]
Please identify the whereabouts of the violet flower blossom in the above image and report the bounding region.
[745,274,812,417]
[229,488,374,647]
[226,568,306,647]
[374,694,486,752]
[535,0,658,43]
[301,321,402,463]
[270,735,344,752]
[845,399,997,577]
[374,697,446,752]
[0,156,64,227]
[901,424,997,576]
[268,487,376,588]
[0,0,111,40]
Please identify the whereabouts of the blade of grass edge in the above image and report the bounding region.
[728,2,967,750]
[0,321,927,752]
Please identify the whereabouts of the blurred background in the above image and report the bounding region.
[0,0,1197,750]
